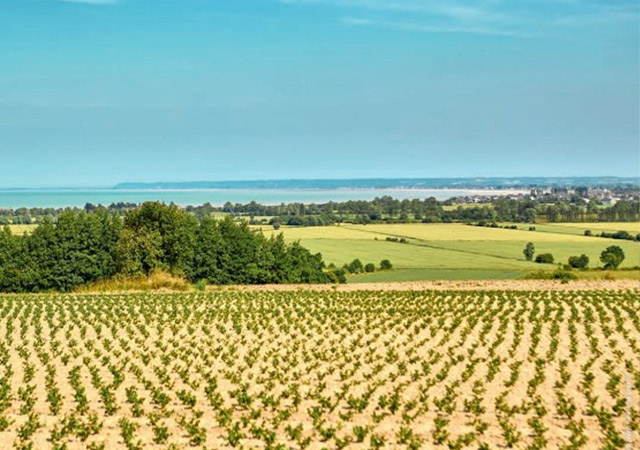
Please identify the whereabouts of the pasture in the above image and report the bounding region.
[5,224,36,235]
[259,223,640,281]
[0,290,637,449]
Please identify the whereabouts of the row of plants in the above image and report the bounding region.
[0,289,637,448]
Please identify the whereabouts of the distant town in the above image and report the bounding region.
[445,185,639,206]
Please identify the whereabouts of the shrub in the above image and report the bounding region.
[523,243,535,261]
[327,269,347,284]
[553,270,578,283]
[599,230,634,241]
[194,279,207,292]
[584,230,592,236]
[364,263,376,273]
[600,246,625,269]
[568,254,589,270]
[380,260,393,271]
[346,259,364,274]
[526,269,578,283]
[535,253,554,264]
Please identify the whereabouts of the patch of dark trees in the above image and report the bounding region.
[584,230,640,242]
[0,203,331,293]
[2,195,638,227]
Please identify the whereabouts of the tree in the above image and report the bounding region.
[116,227,164,277]
[346,259,364,274]
[0,204,331,293]
[327,268,347,284]
[116,202,199,278]
[535,253,554,264]
[568,254,589,269]
[364,263,376,273]
[523,242,535,261]
[380,259,393,271]
[600,246,625,269]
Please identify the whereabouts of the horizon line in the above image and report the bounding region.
[0,175,638,191]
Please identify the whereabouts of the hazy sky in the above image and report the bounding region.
[1,0,638,187]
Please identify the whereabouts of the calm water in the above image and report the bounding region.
[0,188,520,209]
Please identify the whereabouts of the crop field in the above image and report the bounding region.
[6,225,36,235]
[260,223,640,281]
[0,290,638,449]
[526,223,640,237]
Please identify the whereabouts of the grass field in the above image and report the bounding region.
[261,222,640,281]
[0,290,637,449]
[524,222,640,237]
[9,221,640,282]
[5,224,36,235]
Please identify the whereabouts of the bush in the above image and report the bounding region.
[346,259,364,274]
[380,259,393,271]
[523,242,535,261]
[599,230,634,241]
[526,269,578,283]
[553,270,578,283]
[364,263,376,273]
[568,254,589,269]
[194,279,207,292]
[535,253,554,264]
[584,230,592,236]
[600,246,625,269]
[326,269,347,284]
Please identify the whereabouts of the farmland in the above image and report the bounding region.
[0,289,638,449]
[258,223,640,282]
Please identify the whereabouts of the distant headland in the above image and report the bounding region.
[114,177,640,191]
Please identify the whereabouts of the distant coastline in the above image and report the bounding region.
[0,187,528,209]
[0,177,637,209]
[114,176,640,191]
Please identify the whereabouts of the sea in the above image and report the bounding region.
[0,188,528,209]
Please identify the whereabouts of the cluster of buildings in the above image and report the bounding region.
[446,186,639,206]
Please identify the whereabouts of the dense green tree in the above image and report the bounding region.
[380,259,393,271]
[346,259,364,274]
[120,202,198,276]
[523,242,535,261]
[326,268,347,284]
[0,203,329,292]
[600,246,625,269]
[0,226,29,291]
[568,254,589,269]
[535,253,554,264]
[2,211,121,292]
[190,215,227,283]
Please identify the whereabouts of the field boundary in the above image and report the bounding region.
[212,279,639,292]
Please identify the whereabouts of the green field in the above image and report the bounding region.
[6,224,37,235]
[262,222,640,281]
[524,222,640,236]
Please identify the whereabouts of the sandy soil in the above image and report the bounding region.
[0,289,637,449]
[215,278,639,292]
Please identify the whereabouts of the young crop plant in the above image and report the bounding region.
[0,289,636,447]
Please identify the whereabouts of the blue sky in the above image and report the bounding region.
[0,0,638,187]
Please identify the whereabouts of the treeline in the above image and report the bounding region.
[265,198,639,226]
[0,203,330,293]
[1,195,639,226]
[587,230,640,242]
